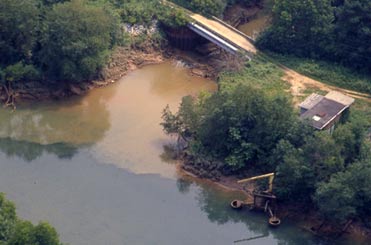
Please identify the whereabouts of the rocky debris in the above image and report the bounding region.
[191,68,207,77]
[180,154,226,182]
[69,84,83,95]
[122,21,158,37]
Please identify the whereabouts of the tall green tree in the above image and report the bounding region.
[0,193,62,245]
[0,194,17,241]
[257,0,334,57]
[162,84,296,171]
[0,0,40,65]
[39,0,119,82]
[333,0,371,71]
[315,160,371,223]
[274,140,316,202]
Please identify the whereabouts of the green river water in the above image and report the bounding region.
[0,62,350,244]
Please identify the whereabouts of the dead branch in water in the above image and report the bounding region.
[2,82,16,111]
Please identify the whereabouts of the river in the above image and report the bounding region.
[0,62,344,244]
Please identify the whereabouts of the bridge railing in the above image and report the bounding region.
[210,16,255,43]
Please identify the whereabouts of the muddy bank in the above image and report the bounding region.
[0,47,164,104]
[0,42,220,106]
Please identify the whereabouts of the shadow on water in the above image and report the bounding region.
[0,137,79,162]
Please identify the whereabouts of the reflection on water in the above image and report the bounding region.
[0,85,114,145]
[0,138,78,162]
[0,62,339,245]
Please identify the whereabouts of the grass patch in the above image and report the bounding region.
[218,56,290,97]
[268,53,371,94]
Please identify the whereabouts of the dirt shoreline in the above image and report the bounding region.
[0,44,217,105]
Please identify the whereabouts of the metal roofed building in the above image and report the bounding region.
[299,91,355,132]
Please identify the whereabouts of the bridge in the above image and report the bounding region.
[162,1,257,59]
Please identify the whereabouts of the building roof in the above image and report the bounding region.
[299,91,355,130]
[300,98,347,129]
[299,93,324,110]
[325,91,355,106]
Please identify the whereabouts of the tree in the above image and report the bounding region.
[189,0,227,16]
[0,194,17,241]
[257,0,334,57]
[302,132,344,182]
[8,221,61,245]
[39,0,119,82]
[0,0,40,66]
[0,193,62,245]
[274,140,316,202]
[315,170,356,223]
[333,117,368,165]
[333,0,371,71]
[41,0,67,6]
[162,84,296,171]
[315,160,371,223]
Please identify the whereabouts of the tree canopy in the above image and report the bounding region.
[162,77,371,225]
[257,0,371,72]
[0,193,62,245]
[39,0,119,82]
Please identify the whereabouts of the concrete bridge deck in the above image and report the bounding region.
[190,14,257,55]
[162,0,257,57]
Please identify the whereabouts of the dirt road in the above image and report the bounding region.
[281,65,371,105]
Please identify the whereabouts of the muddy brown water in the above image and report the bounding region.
[0,62,354,244]
[238,15,270,39]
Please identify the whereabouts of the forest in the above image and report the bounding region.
[257,0,371,73]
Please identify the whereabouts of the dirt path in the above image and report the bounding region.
[281,65,371,105]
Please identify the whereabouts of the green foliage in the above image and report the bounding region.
[334,0,371,72]
[39,0,119,82]
[189,0,227,16]
[0,194,17,241]
[2,63,40,84]
[158,8,190,28]
[117,0,159,25]
[315,160,371,223]
[162,83,296,171]
[172,0,260,16]
[274,140,315,202]
[0,193,62,245]
[257,0,334,57]
[8,221,60,245]
[257,0,371,72]
[41,0,67,5]
[268,53,371,94]
[303,132,344,182]
[0,0,40,66]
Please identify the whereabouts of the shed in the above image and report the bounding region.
[299,91,355,132]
